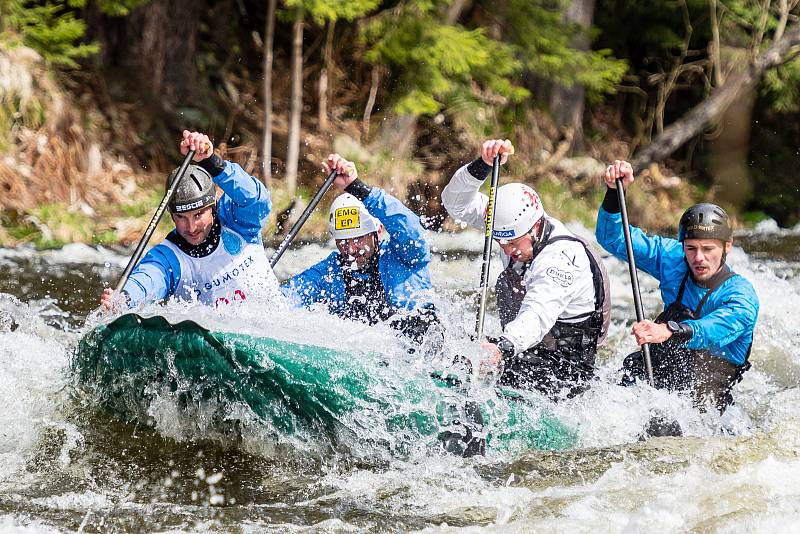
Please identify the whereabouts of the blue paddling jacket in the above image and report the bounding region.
[122,157,281,307]
[596,198,758,366]
[283,183,433,317]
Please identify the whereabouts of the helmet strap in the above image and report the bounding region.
[529,218,553,260]
[529,219,543,242]
[720,238,733,265]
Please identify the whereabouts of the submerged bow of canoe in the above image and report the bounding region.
[73,314,577,454]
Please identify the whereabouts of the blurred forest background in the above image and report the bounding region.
[1,0,800,248]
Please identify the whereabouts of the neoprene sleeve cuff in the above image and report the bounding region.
[197,154,226,178]
[345,178,372,201]
[466,158,492,180]
[601,187,622,213]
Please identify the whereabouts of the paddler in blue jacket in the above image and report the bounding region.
[597,159,759,413]
[282,154,437,343]
[100,130,283,311]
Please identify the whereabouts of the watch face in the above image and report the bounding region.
[667,321,679,333]
[497,339,515,356]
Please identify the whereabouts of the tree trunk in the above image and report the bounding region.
[375,0,473,156]
[547,0,594,153]
[261,0,277,184]
[362,65,382,143]
[285,9,304,195]
[708,90,755,207]
[318,20,336,133]
[378,115,420,157]
[446,0,472,24]
[86,0,204,109]
[161,0,201,105]
[631,23,800,174]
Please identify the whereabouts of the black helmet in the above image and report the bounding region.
[166,165,216,213]
[678,203,732,242]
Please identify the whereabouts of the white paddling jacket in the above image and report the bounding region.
[442,162,607,355]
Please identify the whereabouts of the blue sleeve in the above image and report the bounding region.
[214,161,271,242]
[683,279,759,365]
[595,206,684,282]
[122,243,181,307]
[363,188,430,267]
[281,252,342,308]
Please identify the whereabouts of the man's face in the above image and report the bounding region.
[683,238,732,281]
[172,205,215,245]
[498,233,534,263]
[336,233,378,270]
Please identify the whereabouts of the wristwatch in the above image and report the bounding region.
[496,337,516,360]
[666,320,693,342]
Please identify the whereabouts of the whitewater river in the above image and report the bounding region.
[0,221,798,532]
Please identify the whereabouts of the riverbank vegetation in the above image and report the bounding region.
[2,0,800,249]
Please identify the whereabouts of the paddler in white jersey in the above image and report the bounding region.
[100,130,283,311]
[441,139,611,399]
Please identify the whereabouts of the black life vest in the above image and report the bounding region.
[340,253,397,325]
[339,251,439,347]
[622,265,751,413]
[495,231,611,359]
[655,264,752,371]
[658,265,733,323]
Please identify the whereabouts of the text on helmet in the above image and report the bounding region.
[175,199,206,212]
[335,207,361,230]
[685,223,716,233]
[493,229,516,238]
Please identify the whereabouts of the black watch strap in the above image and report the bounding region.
[667,320,693,342]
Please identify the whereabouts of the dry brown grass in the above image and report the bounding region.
[0,44,150,224]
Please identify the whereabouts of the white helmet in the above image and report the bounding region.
[490,183,545,242]
[329,193,380,240]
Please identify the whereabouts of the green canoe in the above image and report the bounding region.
[72,314,577,454]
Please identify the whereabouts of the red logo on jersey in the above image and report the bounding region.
[215,290,247,308]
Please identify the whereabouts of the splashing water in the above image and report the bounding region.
[0,224,798,532]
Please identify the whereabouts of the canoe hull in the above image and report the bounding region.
[73,314,577,453]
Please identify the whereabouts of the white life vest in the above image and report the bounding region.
[162,227,282,307]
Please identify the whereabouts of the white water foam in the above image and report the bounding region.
[0,516,63,534]
[0,299,73,482]
[0,216,798,531]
